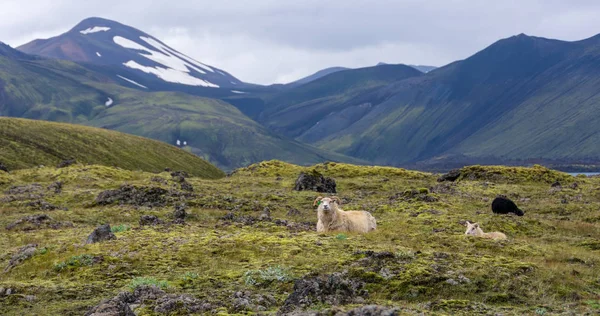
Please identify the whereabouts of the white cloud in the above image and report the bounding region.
[2,0,600,84]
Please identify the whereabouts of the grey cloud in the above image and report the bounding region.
[2,0,600,84]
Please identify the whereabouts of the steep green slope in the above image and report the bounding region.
[258,64,423,142]
[313,34,600,167]
[0,117,224,178]
[0,45,361,170]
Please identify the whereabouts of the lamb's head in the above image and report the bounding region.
[314,196,341,213]
[464,221,480,236]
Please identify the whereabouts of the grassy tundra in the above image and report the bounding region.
[0,161,599,315]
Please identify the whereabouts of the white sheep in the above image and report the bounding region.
[314,196,376,233]
[464,221,507,240]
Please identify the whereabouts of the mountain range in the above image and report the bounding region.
[3,17,600,171]
[1,34,361,170]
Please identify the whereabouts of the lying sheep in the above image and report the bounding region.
[464,221,507,240]
[492,196,524,216]
[314,196,376,233]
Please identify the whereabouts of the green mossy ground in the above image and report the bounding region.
[0,162,598,315]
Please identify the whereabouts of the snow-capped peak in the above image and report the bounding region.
[113,35,219,88]
[80,26,111,35]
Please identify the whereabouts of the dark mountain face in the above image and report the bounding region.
[288,67,350,86]
[378,62,437,73]
[313,34,600,166]
[256,64,423,141]
[18,17,244,93]
[0,42,38,60]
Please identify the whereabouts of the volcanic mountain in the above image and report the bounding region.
[18,17,243,93]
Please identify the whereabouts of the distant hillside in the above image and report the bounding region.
[0,117,225,178]
[315,34,600,167]
[0,44,361,170]
[256,64,423,142]
[377,62,437,73]
[288,67,349,87]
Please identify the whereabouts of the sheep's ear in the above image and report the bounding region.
[465,221,471,226]
[331,196,341,205]
[313,196,324,207]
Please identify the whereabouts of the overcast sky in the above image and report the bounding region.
[2,0,600,84]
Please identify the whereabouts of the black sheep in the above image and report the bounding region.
[492,197,524,216]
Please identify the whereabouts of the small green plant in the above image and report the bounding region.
[111,224,130,233]
[128,277,169,290]
[585,300,600,309]
[243,266,291,287]
[335,233,348,240]
[36,247,48,255]
[535,307,547,315]
[53,254,95,272]
[396,249,416,260]
[182,272,199,282]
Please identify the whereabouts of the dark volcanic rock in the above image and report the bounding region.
[155,294,211,314]
[26,199,60,211]
[47,181,63,194]
[287,208,301,216]
[344,305,400,316]
[4,244,38,272]
[86,287,210,316]
[293,172,337,193]
[437,169,461,182]
[85,224,116,244]
[259,207,271,221]
[173,204,187,224]
[5,183,44,195]
[180,180,194,192]
[231,291,276,313]
[140,215,164,226]
[57,158,76,168]
[170,170,189,178]
[6,214,73,231]
[0,162,8,173]
[279,272,367,314]
[84,296,135,316]
[134,285,166,303]
[491,196,524,216]
[551,181,562,188]
[95,185,168,207]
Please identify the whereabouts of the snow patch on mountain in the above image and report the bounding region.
[105,97,113,107]
[139,36,214,74]
[123,60,218,87]
[231,90,246,94]
[113,35,219,87]
[117,75,147,89]
[96,52,101,57]
[80,27,111,35]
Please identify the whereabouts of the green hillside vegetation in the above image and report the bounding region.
[256,64,423,142]
[0,117,224,178]
[1,162,598,315]
[0,49,361,170]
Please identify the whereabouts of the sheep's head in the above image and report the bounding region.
[314,196,341,212]
[464,221,480,236]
